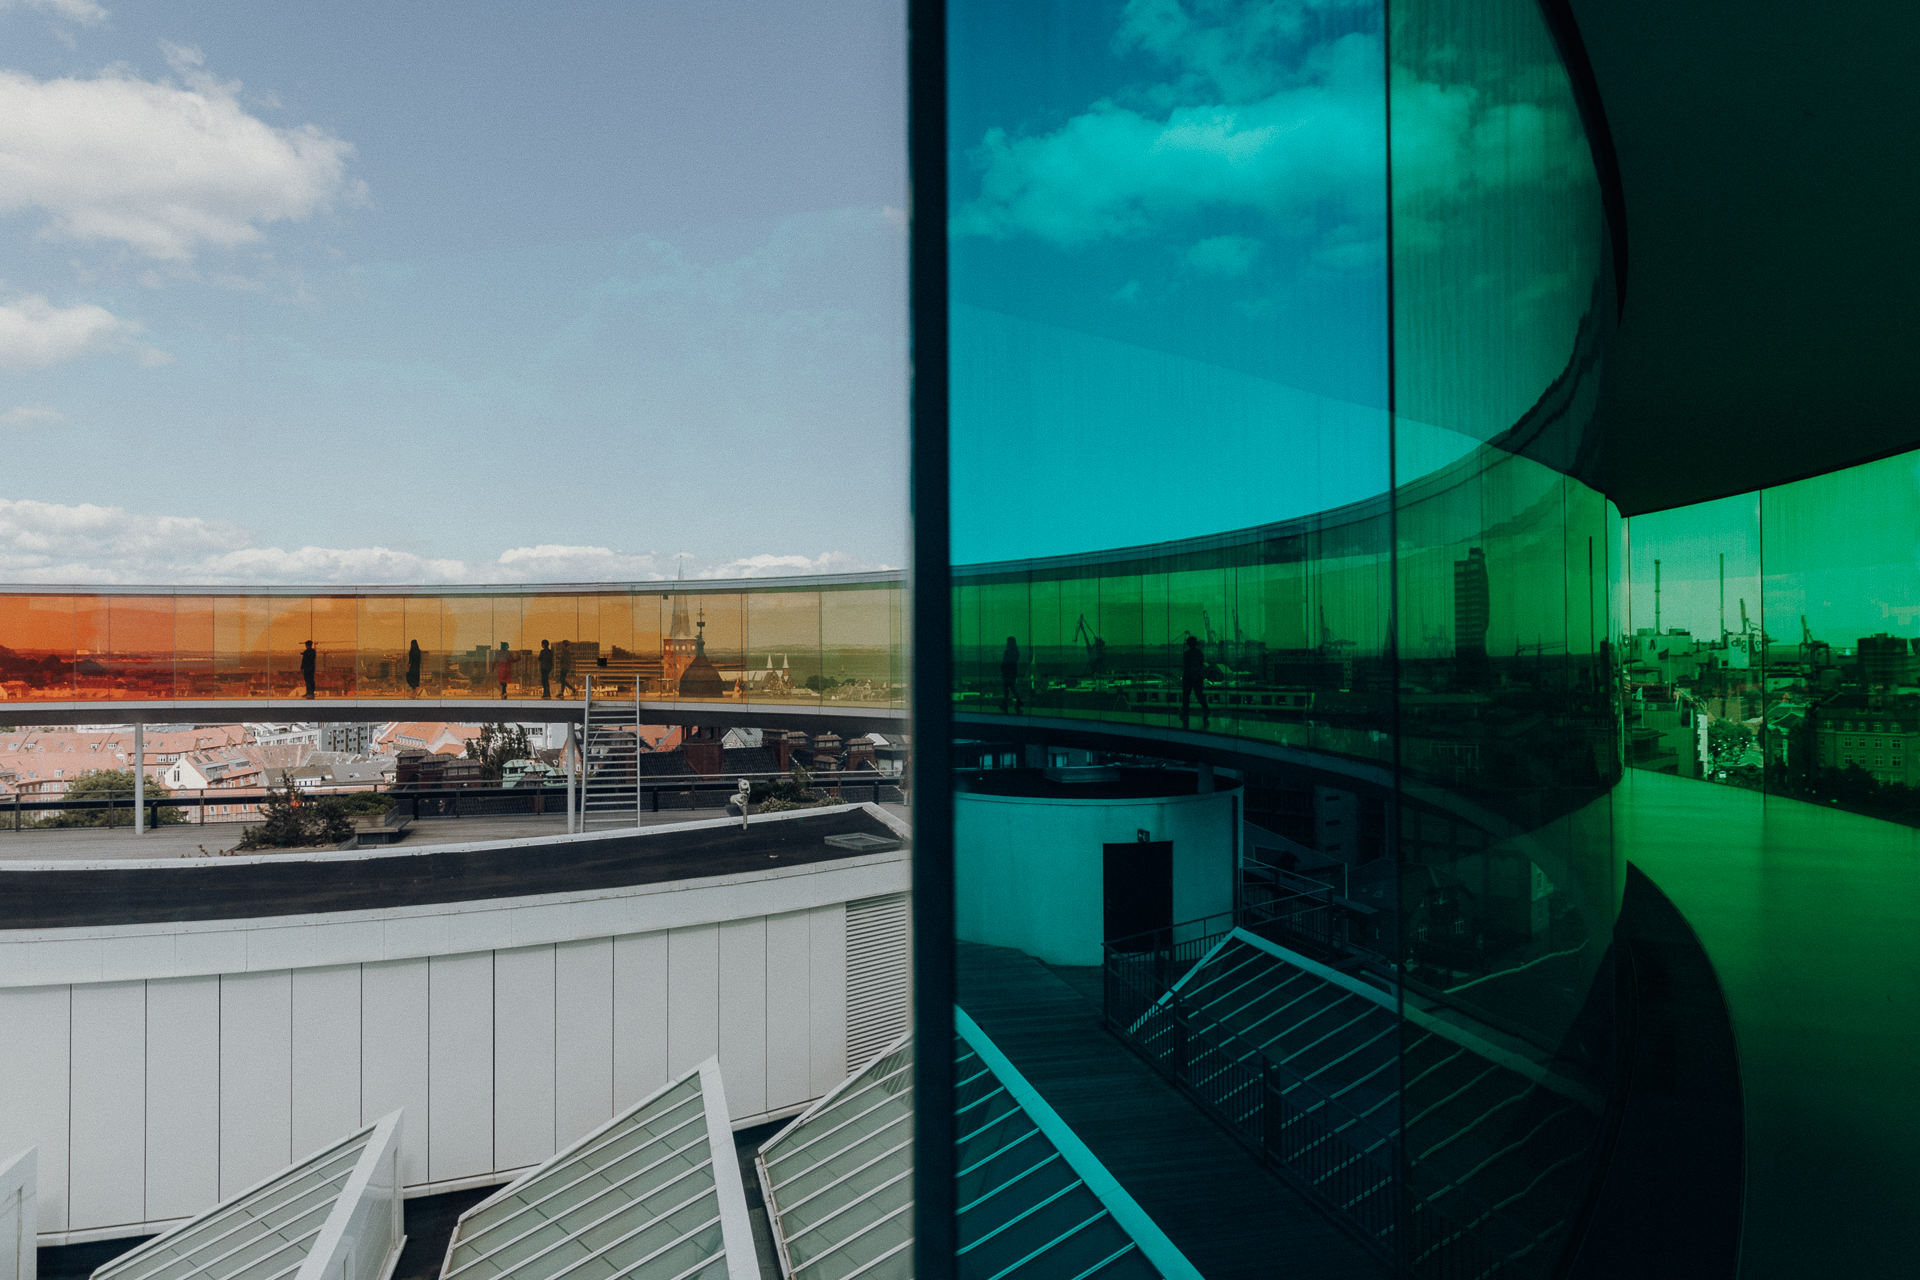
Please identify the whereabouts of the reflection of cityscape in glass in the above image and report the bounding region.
[0,580,904,708]
[1622,448,1920,829]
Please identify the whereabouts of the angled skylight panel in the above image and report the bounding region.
[441,1059,754,1280]
[2,1148,34,1280]
[954,1011,1198,1280]
[754,1035,914,1280]
[93,1112,403,1280]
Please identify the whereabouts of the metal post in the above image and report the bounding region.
[565,720,577,834]
[134,723,145,835]
[635,681,643,830]
[582,673,594,834]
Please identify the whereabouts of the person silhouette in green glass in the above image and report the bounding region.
[1181,634,1210,730]
[1000,636,1022,714]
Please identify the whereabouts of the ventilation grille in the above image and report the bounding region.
[846,892,911,1066]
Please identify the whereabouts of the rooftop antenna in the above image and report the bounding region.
[1719,553,1726,642]
[1654,559,1662,635]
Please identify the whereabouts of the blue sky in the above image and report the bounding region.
[946,0,1395,562]
[0,0,906,583]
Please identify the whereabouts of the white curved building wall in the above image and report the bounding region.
[0,837,909,1247]
[955,787,1235,967]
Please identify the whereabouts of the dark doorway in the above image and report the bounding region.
[1104,840,1173,945]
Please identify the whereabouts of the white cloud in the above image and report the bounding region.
[0,403,64,426]
[1184,234,1262,277]
[0,293,148,369]
[953,31,1385,247]
[0,0,108,24]
[0,53,361,261]
[696,552,893,579]
[0,497,894,585]
[954,0,1582,258]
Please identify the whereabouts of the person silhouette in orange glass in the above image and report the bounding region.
[300,640,317,699]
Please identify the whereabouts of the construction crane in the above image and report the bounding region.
[1072,613,1107,677]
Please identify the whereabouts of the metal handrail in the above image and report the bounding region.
[0,770,905,830]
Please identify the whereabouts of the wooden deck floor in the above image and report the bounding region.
[958,942,1390,1280]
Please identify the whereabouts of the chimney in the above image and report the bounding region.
[683,725,724,776]
[768,730,797,772]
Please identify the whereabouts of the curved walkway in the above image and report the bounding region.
[1618,769,1920,1277]
[0,697,906,732]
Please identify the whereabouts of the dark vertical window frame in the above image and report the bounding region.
[1383,2,1411,1272]
[906,0,956,1276]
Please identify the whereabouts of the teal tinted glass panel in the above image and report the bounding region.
[948,0,1391,563]
[946,0,1625,1273]
[1390,0,1619,1269]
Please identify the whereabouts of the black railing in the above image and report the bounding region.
[1,772,906,830]
[1105,945,1401,1260]
[1102,904,1529,1280]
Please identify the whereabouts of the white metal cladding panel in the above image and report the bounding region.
[143,977,220,1221]
[0,987,68,1233]
[19,889,889,1240]
[844,895,910,1068]
[554,938,614,1147]
[665,925,719,1079]
[612,930,670,1111]
[807,905,847,1095]
[717,919,767,1120]
[218,970,293,1197]
[291,965,363,1159]
[494,945,557,1169]
[764,911,813,1115]
[69,981,144,1232]
[361,958,430,1188]
[428,953,495,1185]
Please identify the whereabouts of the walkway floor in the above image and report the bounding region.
[1619,769,1920,1278]
[958,941,1389,1280]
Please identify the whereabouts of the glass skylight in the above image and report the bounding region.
[93,1112,402,1280]
[442,1059,754,1280]
[755,1016,1198,1280]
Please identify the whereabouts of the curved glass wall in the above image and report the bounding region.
[941,0,1619,1275]
[0,576,905,711]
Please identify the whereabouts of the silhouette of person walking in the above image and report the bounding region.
[406,640,422,695]
[300,640,317,699]
[556,639,578,698]
[539,639,554,699]
[1000,636,1022,714]
[1180,634,1210,729]
[496,641,512,699]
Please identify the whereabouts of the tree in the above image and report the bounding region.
[1706,718,1753,763]
[464,723,534,779]
[234,785,357,850]
[751,764,834,812]
[36,768,184,827]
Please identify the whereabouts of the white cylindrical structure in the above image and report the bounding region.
[956,774,1237,967]
[132,724,144,836]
